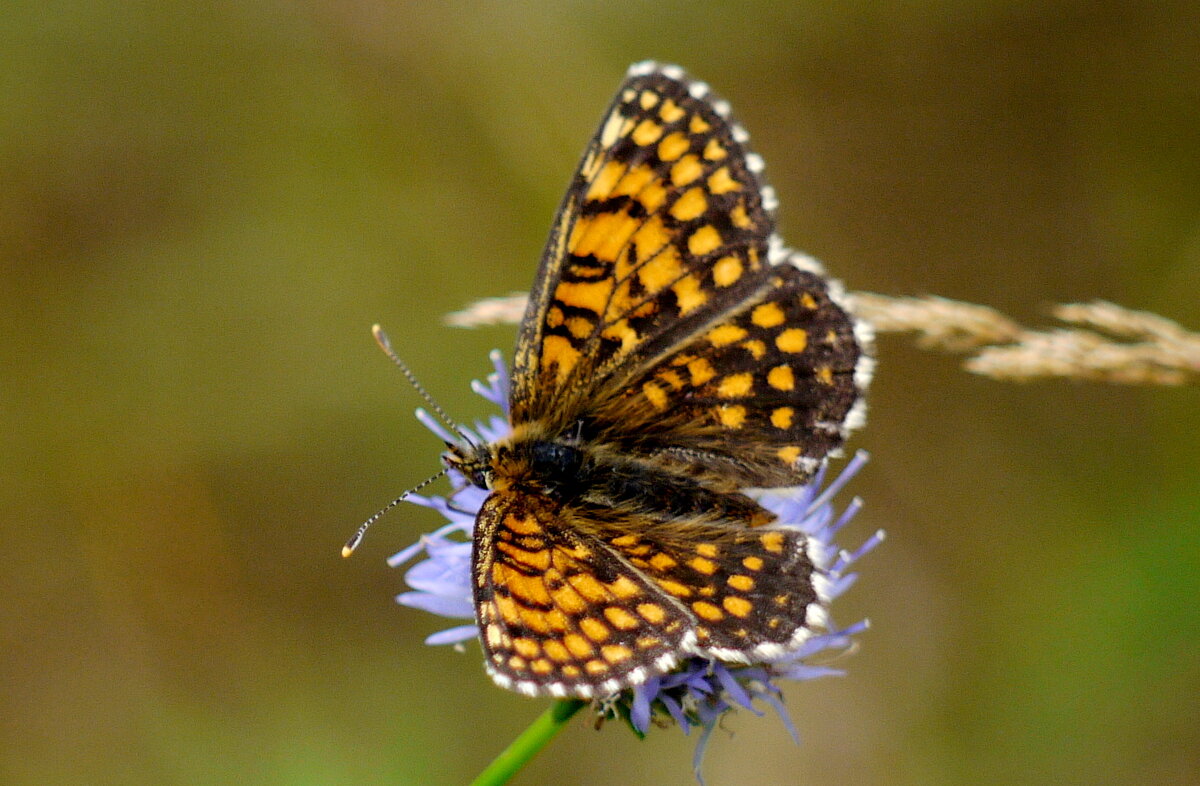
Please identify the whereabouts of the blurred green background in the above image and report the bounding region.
[4,1,1199,784]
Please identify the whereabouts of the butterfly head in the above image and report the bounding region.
[443,440,494,490]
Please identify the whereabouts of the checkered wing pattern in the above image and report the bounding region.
[508,62,864,488]
[473,489,821,698]
[511,64,777,429]
[449,62,871,699]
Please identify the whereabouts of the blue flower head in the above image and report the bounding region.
[389,351,883,778]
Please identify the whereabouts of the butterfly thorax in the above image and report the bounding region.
[447,427,774,528]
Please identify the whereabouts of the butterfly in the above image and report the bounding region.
[443,62,870,699]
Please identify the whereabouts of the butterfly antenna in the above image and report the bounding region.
[341,468,448,557]
[371,324,473,445]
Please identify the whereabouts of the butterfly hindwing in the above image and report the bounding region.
[472,489,694,697]
[586,257,865,488]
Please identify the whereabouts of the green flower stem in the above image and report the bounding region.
[470,699,586,786]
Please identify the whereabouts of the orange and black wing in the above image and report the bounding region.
[587,256,867,489]
[510,62,782,431]
[472,489,694,698]
[472,489,830,697]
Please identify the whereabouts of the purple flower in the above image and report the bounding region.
[390,351,883,780]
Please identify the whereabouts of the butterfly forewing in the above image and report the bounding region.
[511,66,777,431]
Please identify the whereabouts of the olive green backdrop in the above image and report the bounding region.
[4,2,1198,784]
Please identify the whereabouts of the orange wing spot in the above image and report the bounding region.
[688,556,718,575]
[531,658,554,675]
[642,381,668,410]
[723,596,753,618]
[687,357,717,386]
[543,640,571,663]
[513,637,541,659]
[629,213,671,259]
[743,556,764,571]
[503,512,544,536]
[696,543,719,558]
[760,532,786,553]
[638,89,660,110]
[774,595,790,607]
[752,302,786,328]
[563,633,595,658]
[577,209,640,263]
[507,574,553,606]
[611,534,640,547]
[689,114,711,134]
[585,160,628,201]
[800,292,818,309]
[687,225,722,256]
[606,575,642,600]
[670,155,704,187]
[550,584,588,615]
[545,608,571,632]
[730,203,752,228]
[692,600,725,621]
[657,369,685,390]
[815,366,834,385]
[519,608,552,634]
[670,187,708,221]
[632,118,664,146]
[707,166,742,194]
[496,542,551,571]
[636,636,662,650]
[553,276,616,315]
[717,372,753,398]
[659,98,686,122]
[562,664,582,677]
[638,181,669,212]
[776,446,802,466]
[712,255,743,287]
[584,659,610,675]
[767,365,795,391]
[671,274,708,315]
[703,138,727,160]
[546,305,565,327]
[727,574,755,591]
[604,606,641,630]
[568,573,611,603]
[494,594,523,626]
[565,316,594,340]
[770,406,795,429]
[508,655,528,671]
[657,131,690,161]
[741,338,766,359]
[775,327,808,353]
[579,617,611,643]
[636,242,683,290]
[649,552,678,571]
[706,323,747,347]
[612,163,658,199]
[601,644,634,664]
[657,578,694,599]
[718,404,747,428]
[637,602,666,623]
